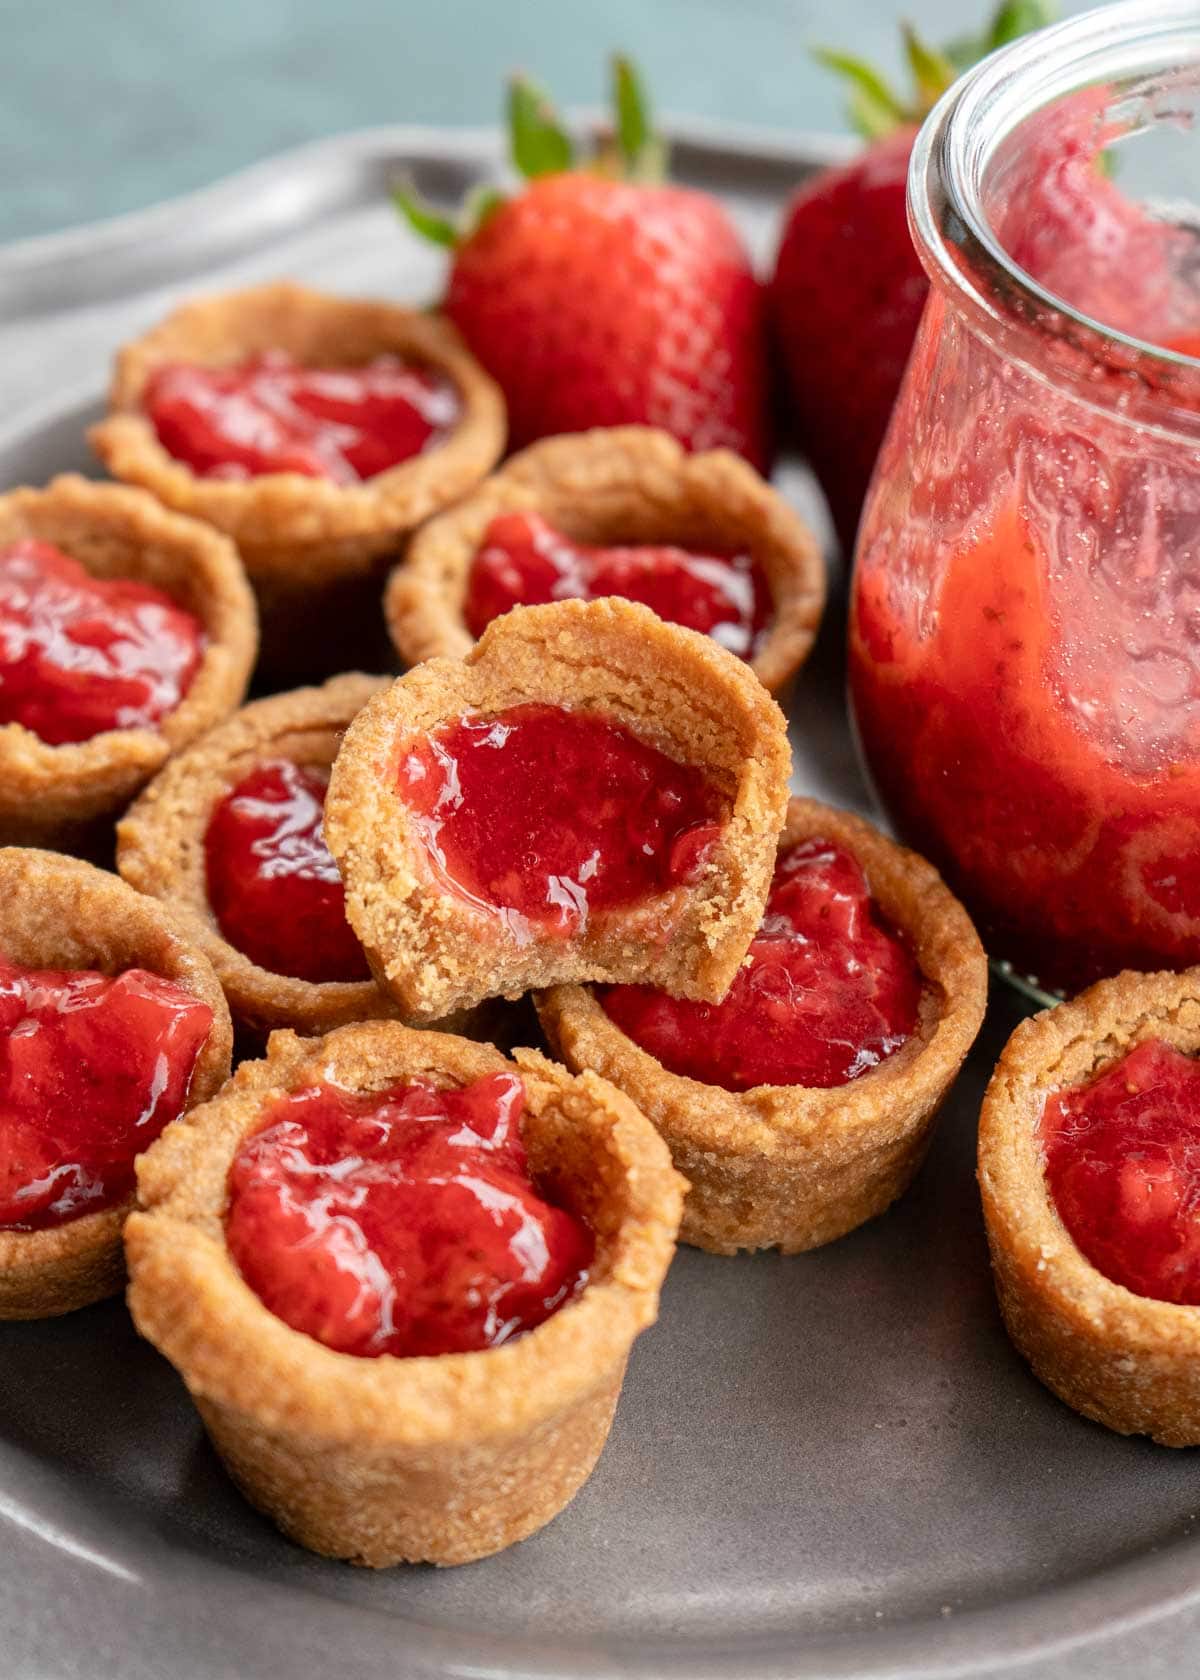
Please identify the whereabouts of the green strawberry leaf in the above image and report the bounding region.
[508,74,575,179]
[391,184,459,248]
[987,0,1056,50]
[901,23,956,107]
[464,184,507,232]
[613,56,650,169]
[610,55,667,182]
[817,1,1056,141]
[813,48,907,140]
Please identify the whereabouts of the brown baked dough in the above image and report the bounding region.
[0,849,232,1320]
[979,968,1200,1446]
[324,597,792,1023]
[117,674,404,1037]
[0,476,257,847]
[384,425,826,693]
[89,283,505,675]
[538,798,988,1254]
[125,1020,685,1566]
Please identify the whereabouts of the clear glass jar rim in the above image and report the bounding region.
[909,0,1200,431]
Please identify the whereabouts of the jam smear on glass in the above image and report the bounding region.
[464,510,770,658]
[0,539,203,745]
[225,1070,593,1358]
[145,351,461,484]
[1040,1039,1200,1306]
[396,702,725,937]
[0,957,212,1230]
[205,758,368,984]
[602,836,921,1091]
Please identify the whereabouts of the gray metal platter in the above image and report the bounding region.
[1,120,1199,1680]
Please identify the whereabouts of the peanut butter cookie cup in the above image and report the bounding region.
[117,674,397,1037]
[324,597,792,1023]
[0,476,256,848]
[89,282,505,676]
[125,1021,684,1566]
[385,425,825,693]
[539,798,987,1254]
[980,968,1200,1445]
[0,849,231,1320]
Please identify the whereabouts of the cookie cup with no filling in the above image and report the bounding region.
[538,799,988,1255]
[117,674,398,1038]
[0,476,257,847]
[384,425,826,693]
[89,283,505,675]
[979,969,1200,1446]
[324,596,792,1024]
[124,1021,685,1567]
[0,849,232,1320]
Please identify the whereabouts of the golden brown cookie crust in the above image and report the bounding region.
[89,282,506,583]
[117,674,403,1037]
[0,476,257,845]
[384,425,826,693]
[978,968,1200,1446]
[0,849,232,1320]
[125,1020,685,1566]
[324,597,792,1023]
[538,798,988,1255]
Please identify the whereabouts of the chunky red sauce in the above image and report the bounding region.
[464,511,770,658]
[0,539,203,745]
[851,495,1200,993]
[396,702,725,937]
[1041,1039,1200,1305]
[145,351,461,484]
[0,957,212,1229]
[601,836,920,1091]
[225,1070,592,1357]
[205,759,369,984]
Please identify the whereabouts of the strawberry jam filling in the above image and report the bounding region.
[225,1070,592,1358]
[464,511,771,658]
[1040,1039,1200,1306]
[0,539,203,745]
[0,957,212,1230]
[601,837,921,1091]
[396,702,725,936]
[205,759,369,984]
[145,350,461,484]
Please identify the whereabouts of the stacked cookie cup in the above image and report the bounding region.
[0,278,1001,1570]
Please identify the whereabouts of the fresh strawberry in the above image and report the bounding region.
[396,59,771,471]
[769,2,1054,551]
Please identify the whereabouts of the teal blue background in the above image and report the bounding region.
[1,0,1097,244]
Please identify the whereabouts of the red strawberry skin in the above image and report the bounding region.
[770,127,926,552]
[445,173,772,471]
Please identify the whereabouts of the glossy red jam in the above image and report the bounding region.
[0,957,212,1230]
[464,511,771,658]
[145,351,461,484]
[225,1070,592,1357]
[396,702,725,936]
[1040,1039,1200,1306]
[0,539,203,745]
[601,836,920,1091]
[205,759,368,984]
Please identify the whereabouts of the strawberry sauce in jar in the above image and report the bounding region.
[849,3,1200,994]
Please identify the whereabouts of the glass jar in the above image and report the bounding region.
[849,0,1200,997]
